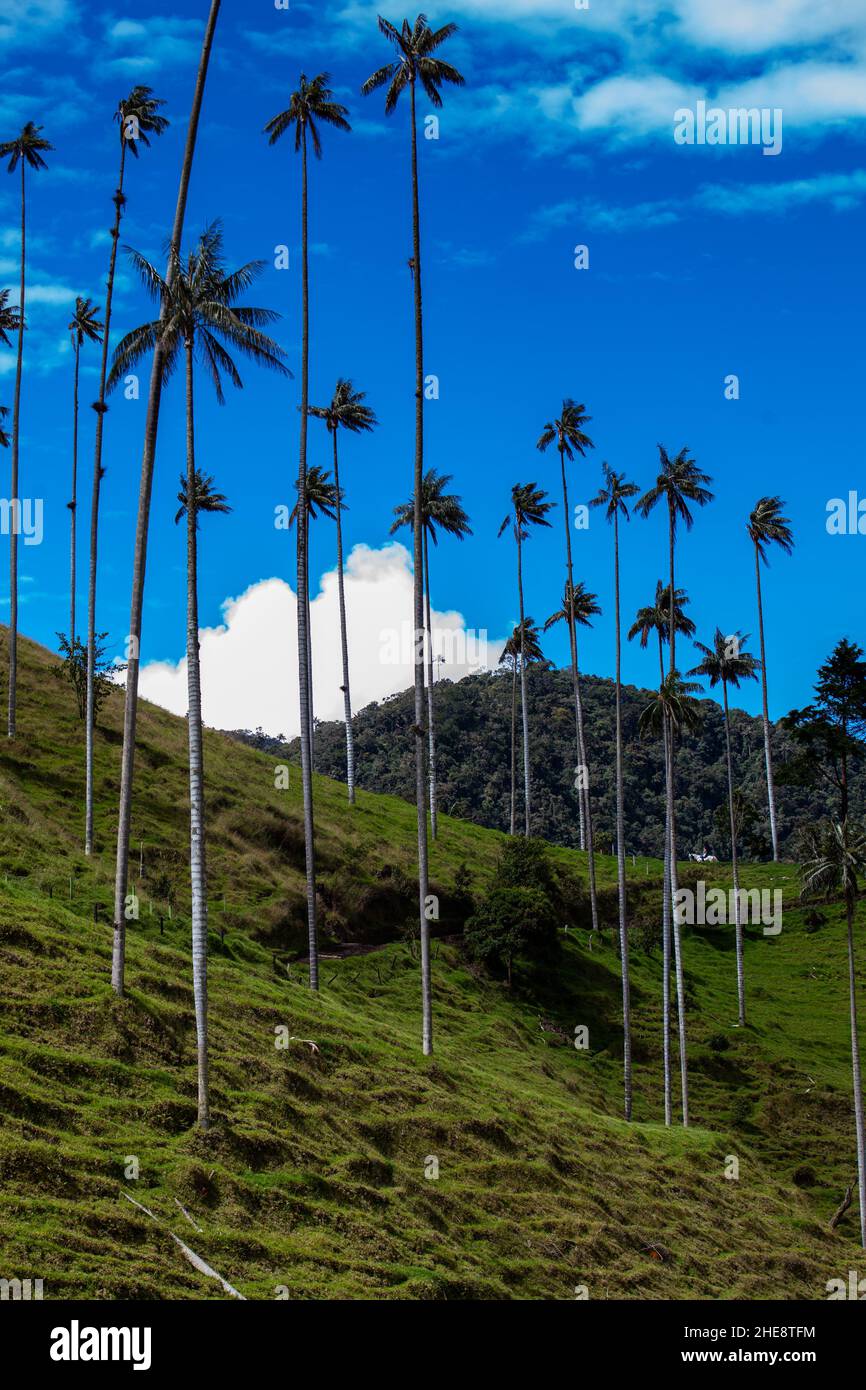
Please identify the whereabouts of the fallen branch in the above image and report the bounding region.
[121,1191,245,1299]
[829,1181,854,1230]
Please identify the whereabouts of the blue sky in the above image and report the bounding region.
[1,0,864,735]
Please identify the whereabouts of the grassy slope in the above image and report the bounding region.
[0,634,862,1299]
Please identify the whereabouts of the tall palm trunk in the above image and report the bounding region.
[659,634,672,1124]
[423,527,438,838]
[69,337,80,644]
[558,445,598,930]
[85,137,128,856]
[667,716,689,1125]
[722,678,746,1025]
[516,528,531,838]
[665,505,688,1116]
[296,121,318,989]
[509,657,517,836]
[112,0,221,994]
[661,749,673,1126]
[184,341,209,1129]
[613,508,632,1120]
[409,77,432,1053]
[7,158,25,739]
[844,880,866,1247]
[306,548,314,767]
[332,428,355,803]
[754,545,779,860]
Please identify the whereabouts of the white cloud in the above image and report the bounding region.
[139,543,506,739]
[0,0,79,51]
[523,168,866,240]
[102,14,205,74]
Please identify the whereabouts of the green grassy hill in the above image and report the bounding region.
[0,634,862,1299]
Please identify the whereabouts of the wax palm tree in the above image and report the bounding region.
[537,400,595,836]
[290,465,340,761]
[499,483,553,838]
[111,2,222,995]
[265,73,350,996]
[391,468,472,839]
[500,619,544,837]
[689,629,760,1025]
[629,578,697,1116]
[640,673,703,1126]
[800,818,866,1248]
[67,297,103,646]
[590,462,640,1120]
[85,84,168,859]
[636,446,713,676]
[748,497,793,862]
[174,469,230,1129]
[112,224,285,1082]
[309,379,376,805]
[544,579,602,909]
[363,15,464,1056]
[0,122,52,739]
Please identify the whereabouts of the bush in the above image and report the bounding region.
[464,840,559,984]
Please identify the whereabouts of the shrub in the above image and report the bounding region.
[464,840,559,985]
[465,886,557,985]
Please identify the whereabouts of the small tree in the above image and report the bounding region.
[465,838,558,984]
[54,632,124,722]
[783,639,866,822]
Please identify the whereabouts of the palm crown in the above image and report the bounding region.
[362,15,465,112]
[636,444,714,533]
[107,222,290,403]
[499,481,554,540]
[116,86,169,156]
[264,73,351,155]
[639,671,704,741]
[0,121,53,173]
[501,618,544,667]
[69,296,103,348]
[590,461,640,522]
[0,287,22,347]
[175,470,231,526]
[544,581,600,634]
[390,467,472,545]
[628,580,695,649]
[536,398,594,461]
[689,628,761,689]
[0,404,9,449]
[748,495,794,565]
[291,465,340,525]
[309,378,377,434]
[800,819,866,903]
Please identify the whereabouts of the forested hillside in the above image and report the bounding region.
[1,635,864,1298]
[235,668,860,860]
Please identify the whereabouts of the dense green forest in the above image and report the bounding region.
[229,668,864,861]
